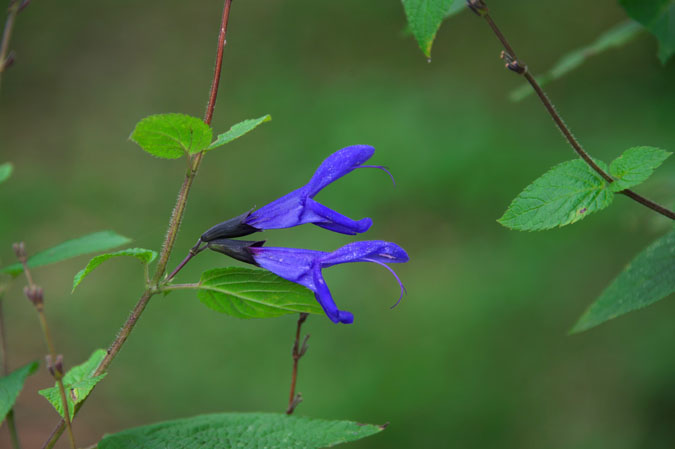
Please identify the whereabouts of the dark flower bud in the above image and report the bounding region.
[12,242,26,260]
[46,354,64,378]
[24,285,43,309]
[207,238,265,266]
[200,211,259,242]
[467,0,488,16]
[53,355,64,378]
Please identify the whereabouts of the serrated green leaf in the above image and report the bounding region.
[0,361,38,424]
[0,162,13,184]
[498,159,613,231]
[72,248,157,292]
[619,0,675,63]
[98,412,385,449]
[185,267,323,319]
[130,113,213,159]
[571,230,675,333]
[208,115,271,151]
[510,20,642,101]
[402,0,457,58]
[1,231,132,277]
[38,349,107,420]
[608,146,672,192]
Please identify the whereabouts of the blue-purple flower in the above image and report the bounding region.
[208,239,408,324]
[200,145,391,242]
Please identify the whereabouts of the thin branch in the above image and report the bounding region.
[0,0,20,94]
[41,1,235,447]
[467,0,675,220]
[286,313,309,415]
[14,244,76,449]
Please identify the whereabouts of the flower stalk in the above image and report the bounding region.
[286,313,309,415]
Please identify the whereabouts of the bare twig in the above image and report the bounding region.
[14,243,76,449]
[0,0,23,94]
[467,0,675,220]
[286,313,309,415]
[41,1,235,447]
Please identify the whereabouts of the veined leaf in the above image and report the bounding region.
[72,248,157,292]
[498,159,613,231]
[571,230,675,333]
[402,0,457,58]
[608,146,671,192]
[178,267,323,319]
[510,21,642,102]
[1,231,132,277]
[39,349,107,420]
[0,361,38,424]
[0,162,13,184]
[130,113,213,159]
[208,115,271,151]
[619,0,675,63]
[98,412,386,449]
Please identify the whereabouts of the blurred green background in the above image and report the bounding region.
[1,0,674,448]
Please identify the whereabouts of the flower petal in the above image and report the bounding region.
[304,145,375,197]
[249,246,324,291]
[320,241,409,267]
[312,267,353,324]
[245,188,305,230]
[303,198,372,235]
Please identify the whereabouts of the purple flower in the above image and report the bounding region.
[208,239,409,324]
[200,145,392,242]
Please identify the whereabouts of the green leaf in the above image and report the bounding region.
[402,0,457,58]
[510,20,643,101]
[208,115,271,151]
[571,230,675,333]
[498,159,613,231]
[38,349,107,420]
[186,267,323,319]
[619,0,675,63]
[130,113,213,159]
[0,361,38,424]
[608,146,672,192]
[72,248,157,292]
[0,162,13,184]
[1,231,132,277]
[98,412,386,449]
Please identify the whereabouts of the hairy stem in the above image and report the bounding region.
[469,0,675,220]
[286,313,309,415]
[0,0,20,94]
[41,1,235,447]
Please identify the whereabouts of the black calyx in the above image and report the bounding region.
[207,238,265,266]
[200,211,259,242]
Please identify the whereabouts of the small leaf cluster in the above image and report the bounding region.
[130,113,271,159]
[498,146,671,231]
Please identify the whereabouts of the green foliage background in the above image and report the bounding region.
[0,0,674,447]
